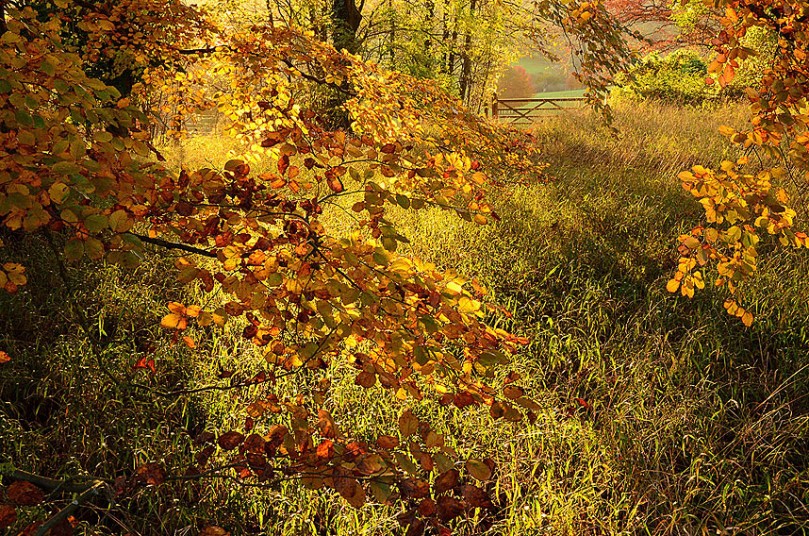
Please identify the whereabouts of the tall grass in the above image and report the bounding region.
[1,100,807,535]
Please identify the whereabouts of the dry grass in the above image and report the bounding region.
[1,100,808,535]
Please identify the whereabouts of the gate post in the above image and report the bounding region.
[492,93,499,120]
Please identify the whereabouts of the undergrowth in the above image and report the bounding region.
[1,101,807,535]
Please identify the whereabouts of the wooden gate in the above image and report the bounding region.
[489,94,587,124]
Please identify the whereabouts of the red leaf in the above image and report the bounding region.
[316,439,334,461]
[218,431,245,451]
[575,397,591,409]
[0,505,17,529]
[8,481,45,505]
[278,155,290,175]
[132,356,156,374]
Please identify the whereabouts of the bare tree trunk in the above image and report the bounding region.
[388,0,395,64]
[332,0,363,54]
[458,0,476,103]
[328,0,364,129]
[424,0,434,54]
[0,0,7,35]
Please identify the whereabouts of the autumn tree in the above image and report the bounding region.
[668,0,809,324]
[0,0,638,533]
[0,2,552,533]
[497,65,536,98]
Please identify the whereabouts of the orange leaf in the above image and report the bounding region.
[160,313,187,330]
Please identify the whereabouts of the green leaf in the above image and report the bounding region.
[84,214,108,233]
[108,210,132,233]
[64,239,84,262]
[84,237,105,260]
[52,161,81,175]
[15,109,33,127]
[40,59,56,77]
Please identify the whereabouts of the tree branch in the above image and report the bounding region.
[127,232,217,258]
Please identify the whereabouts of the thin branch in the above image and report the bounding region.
[36,481,108,536]
[127,232,217,258]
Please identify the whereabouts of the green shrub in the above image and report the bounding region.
[613,49,721,104]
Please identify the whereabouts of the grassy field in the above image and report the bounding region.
[2,101,808,535]
[530,88,587,99]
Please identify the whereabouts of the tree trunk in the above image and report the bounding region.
[0,0,7,35]
[332,0,363,54]
[458,0,476,103]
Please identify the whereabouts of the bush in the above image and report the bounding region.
[613,49,721,104]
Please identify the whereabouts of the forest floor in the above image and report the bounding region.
[1,101,808,535]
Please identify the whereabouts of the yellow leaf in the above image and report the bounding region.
[741,311,754,327]
[666,279,680,293]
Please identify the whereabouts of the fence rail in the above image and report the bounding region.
[490,95,588,124]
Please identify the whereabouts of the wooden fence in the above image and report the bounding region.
[488,94,588,124]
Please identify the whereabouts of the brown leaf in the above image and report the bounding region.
[376,435,399,450]
[465,458,492,481]
[436,495,465,522]
[335,477,366,508]
[398,409,419,437]
[266,424,288,450]
[462,484,493,508]
[7,481,45,505]
[49,517,74,536]
[418,498,436,517]
[355,453,384,475]
[200,526,230,536]
[434,469,460,494]
[355,371,376,388]
[318,409,339,439]
[135,462,166,486]
[278,155,289,175]
[0,351,10,364]
[243,433,266,454]
[218,431,245,451]
[399,478,430,499]
[404,519,425,536]
[503,385,525,400]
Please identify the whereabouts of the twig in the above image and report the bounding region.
[126,232,217,258]
[36,481,108,536]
